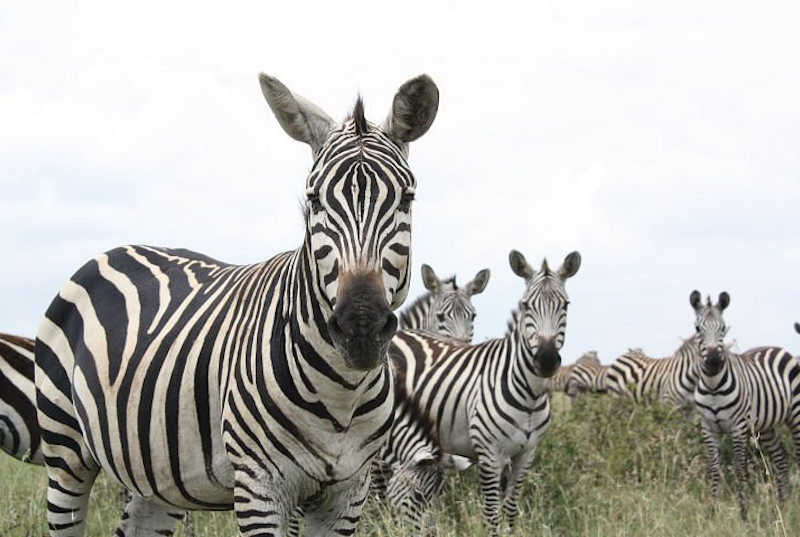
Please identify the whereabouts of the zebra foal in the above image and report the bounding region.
[390,249,581,536]
[34,73,439,536]
[691,290,800,519]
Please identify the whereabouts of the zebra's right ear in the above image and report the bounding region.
[795,322,800,335]
[465,269,491,296]
[509,250,534,280]
[718,292,730,311]
[258,73,336,155]
[421,264,442,293]
[689,290,702,312]
[381,74,439,154]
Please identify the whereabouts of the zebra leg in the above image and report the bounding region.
[502,449,537,531]
[730,428,750,521]
[758,430,789,503]
[475,456,503,536]
[303,470,371,536]
[699,424,722,517]
[115,495,185,536]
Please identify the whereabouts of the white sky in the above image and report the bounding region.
[1,0,798,363]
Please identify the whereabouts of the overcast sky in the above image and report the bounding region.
[1,0,798,364]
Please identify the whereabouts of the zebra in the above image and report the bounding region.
[390,249,581,535]
[691,290,800,519]
[34,72,439,536]
[546,350,599,393]
[398,264,490,342]
[370,383,447,535]
[603,338,702,409]
[0,332,43,465]
[564,351,609,397]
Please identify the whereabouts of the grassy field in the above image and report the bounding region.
[2,394,798,536]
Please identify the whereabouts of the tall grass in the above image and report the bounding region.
[2,394,797,536]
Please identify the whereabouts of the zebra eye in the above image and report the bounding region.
[436,313,445,322]
[399,191,414,212]
[307,193,323,213]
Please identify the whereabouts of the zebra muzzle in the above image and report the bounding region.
[533,340,561,378]
[328,276,397,371]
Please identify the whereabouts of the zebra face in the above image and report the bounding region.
[509,250,581,378]
[690,290,731,374]
[260,73,439,371]
[421,265,490,343]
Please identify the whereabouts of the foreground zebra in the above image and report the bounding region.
[564,351,608,397]
[35,73,439,536]
[547,351,599,393]
[0,333,42,465]
[390,249,581,535]
[604,337,702,409]
[398,264,490,342]
[691,291,800,519]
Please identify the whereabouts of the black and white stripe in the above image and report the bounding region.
[390,249,580,536]
[34,73,439,536]
[564,351,609,397]
[547,351,598,394]
[604,337,701,408]
[398,264,490,343]
[0,332,42,465]
[691,290,800,519]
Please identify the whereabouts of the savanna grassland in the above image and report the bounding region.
[2,394,797,536]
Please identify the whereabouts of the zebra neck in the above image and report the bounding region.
[501,319,548,410]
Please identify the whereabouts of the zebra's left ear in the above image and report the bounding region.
[381,74,439,155]
[718,292,730,311]
[794,322,800,335]
[558,251,581,280]
[464,269,491,296]
[258,73,336,155]
[421,264,442,293]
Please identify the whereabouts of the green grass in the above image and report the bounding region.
[2,395,798,536]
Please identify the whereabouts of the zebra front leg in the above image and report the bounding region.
[476,456,504,537]
[730,428,750,520]
[115,495,185,536]
[303,470,371,536]
[699,424,722,517]
[233,471,292,537]
[757,429,789,503]
[502,449,537,531]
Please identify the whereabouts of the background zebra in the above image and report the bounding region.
[34,73,439,536]
[564,351,609,397]
[398,264,490,343]
[604,337,702,409]
[547,350,599,393]
[691,290,800,519]
[390,249,581,536]
[0,332,42,465]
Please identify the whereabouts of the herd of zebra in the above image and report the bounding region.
[0,72,797,536]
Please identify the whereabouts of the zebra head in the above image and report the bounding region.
[259,73,439,371]
[420,264,491,342]
[509,250,581,378]
[690,290,731,375]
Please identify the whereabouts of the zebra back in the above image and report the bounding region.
[566,351,608,397]
[0,332,42,465]
[547,351,599,393]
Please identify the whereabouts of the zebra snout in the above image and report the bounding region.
[533,340,561,378]
[328,278,397,371]
[705,347,724,370]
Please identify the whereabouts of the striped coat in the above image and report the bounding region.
[34,73,439,537]
[0,333,42,465]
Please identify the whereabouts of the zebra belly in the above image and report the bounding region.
[71,364,235,509]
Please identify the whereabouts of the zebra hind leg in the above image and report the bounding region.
[114,495,185,537]
[757,429,789,503]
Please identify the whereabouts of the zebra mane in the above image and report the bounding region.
[398,276,458,328]
[350,97,368,136]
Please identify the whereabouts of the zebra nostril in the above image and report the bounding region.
[379,312,398,345]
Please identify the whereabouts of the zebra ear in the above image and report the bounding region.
[689,290,702,312]
[509,250,534,280]
[420,264,442,293]
[464,269,491,296]
[718,292,730,311]
[381,74,439,153]
[258,73,336,154]
[795,322,800,335]
[558,251,581,280]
